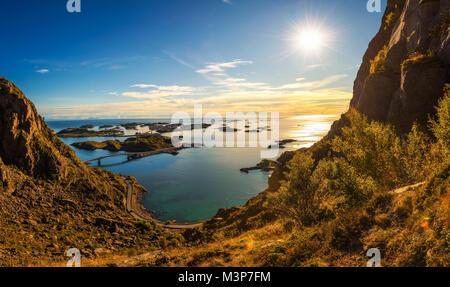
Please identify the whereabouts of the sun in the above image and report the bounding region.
[286,20,332,57]
[298,28,325,52]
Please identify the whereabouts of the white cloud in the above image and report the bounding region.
[122,90,193,99]
[222,0,232,4]
[196,59,252,74]
[121,84,198,99]
[274,74,348,90]
[305,63,326,70]
[213,77,269,89]
[131,84,195,92]
[36,69,49,74]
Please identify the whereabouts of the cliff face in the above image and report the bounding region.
[352,0,449,133]
[0,77,85,180]
[0,76,166,266]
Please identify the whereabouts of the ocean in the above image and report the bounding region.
[47,115,338,223]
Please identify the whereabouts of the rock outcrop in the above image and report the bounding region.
[351,0,449,133]
[0,77,84,179]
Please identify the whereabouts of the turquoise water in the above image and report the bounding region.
[47,116,337,223]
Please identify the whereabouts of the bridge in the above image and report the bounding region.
[83,147,180,166]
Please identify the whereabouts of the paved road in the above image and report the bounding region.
[124,178,202,229]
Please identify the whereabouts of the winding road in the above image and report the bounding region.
[124,179,202,230]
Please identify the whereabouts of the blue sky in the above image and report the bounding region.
[0,0,385,119]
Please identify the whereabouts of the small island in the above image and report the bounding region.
[268,139,297,149]
[72,134,173,152]
[240,159,278,173]
[57,126,125,138]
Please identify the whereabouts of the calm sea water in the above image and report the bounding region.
[47,115,338,223]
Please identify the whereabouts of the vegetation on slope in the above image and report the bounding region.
[175,85,449,267]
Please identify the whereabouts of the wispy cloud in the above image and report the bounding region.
[305,63,326,70]
[196,59,252,74]
[163,50,195,69]
[222,0,232,4]
[36,69,50,74]
[131,84,196,92]
[121,84,198,99]
[273,74,348,90]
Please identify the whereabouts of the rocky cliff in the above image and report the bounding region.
[0,76,169,266]
[352,0,449,133]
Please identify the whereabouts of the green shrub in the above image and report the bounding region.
[311,158,377,213]
[370,45,388,74]
[266,152,317,226]
[430,84,450,152]
[330,211,364,251]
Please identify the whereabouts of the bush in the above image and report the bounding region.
[332,110,434,188]
[329,211,364,251]
[430,84,450,152]
[266,152,317,226]
[370,45,388,74]
[311,158,377,213]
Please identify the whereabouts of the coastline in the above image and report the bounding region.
[125,176,204,229]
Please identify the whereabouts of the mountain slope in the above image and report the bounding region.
[0,76,174,266]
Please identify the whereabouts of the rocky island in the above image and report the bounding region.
[57,126,125,138]
[72,134,174,152]
[267,139,297,149]
[240,159,278,173]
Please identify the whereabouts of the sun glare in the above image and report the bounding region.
[285,19,333,58]
[298,29,324,52]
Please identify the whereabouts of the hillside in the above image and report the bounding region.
[0,76,178,266]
